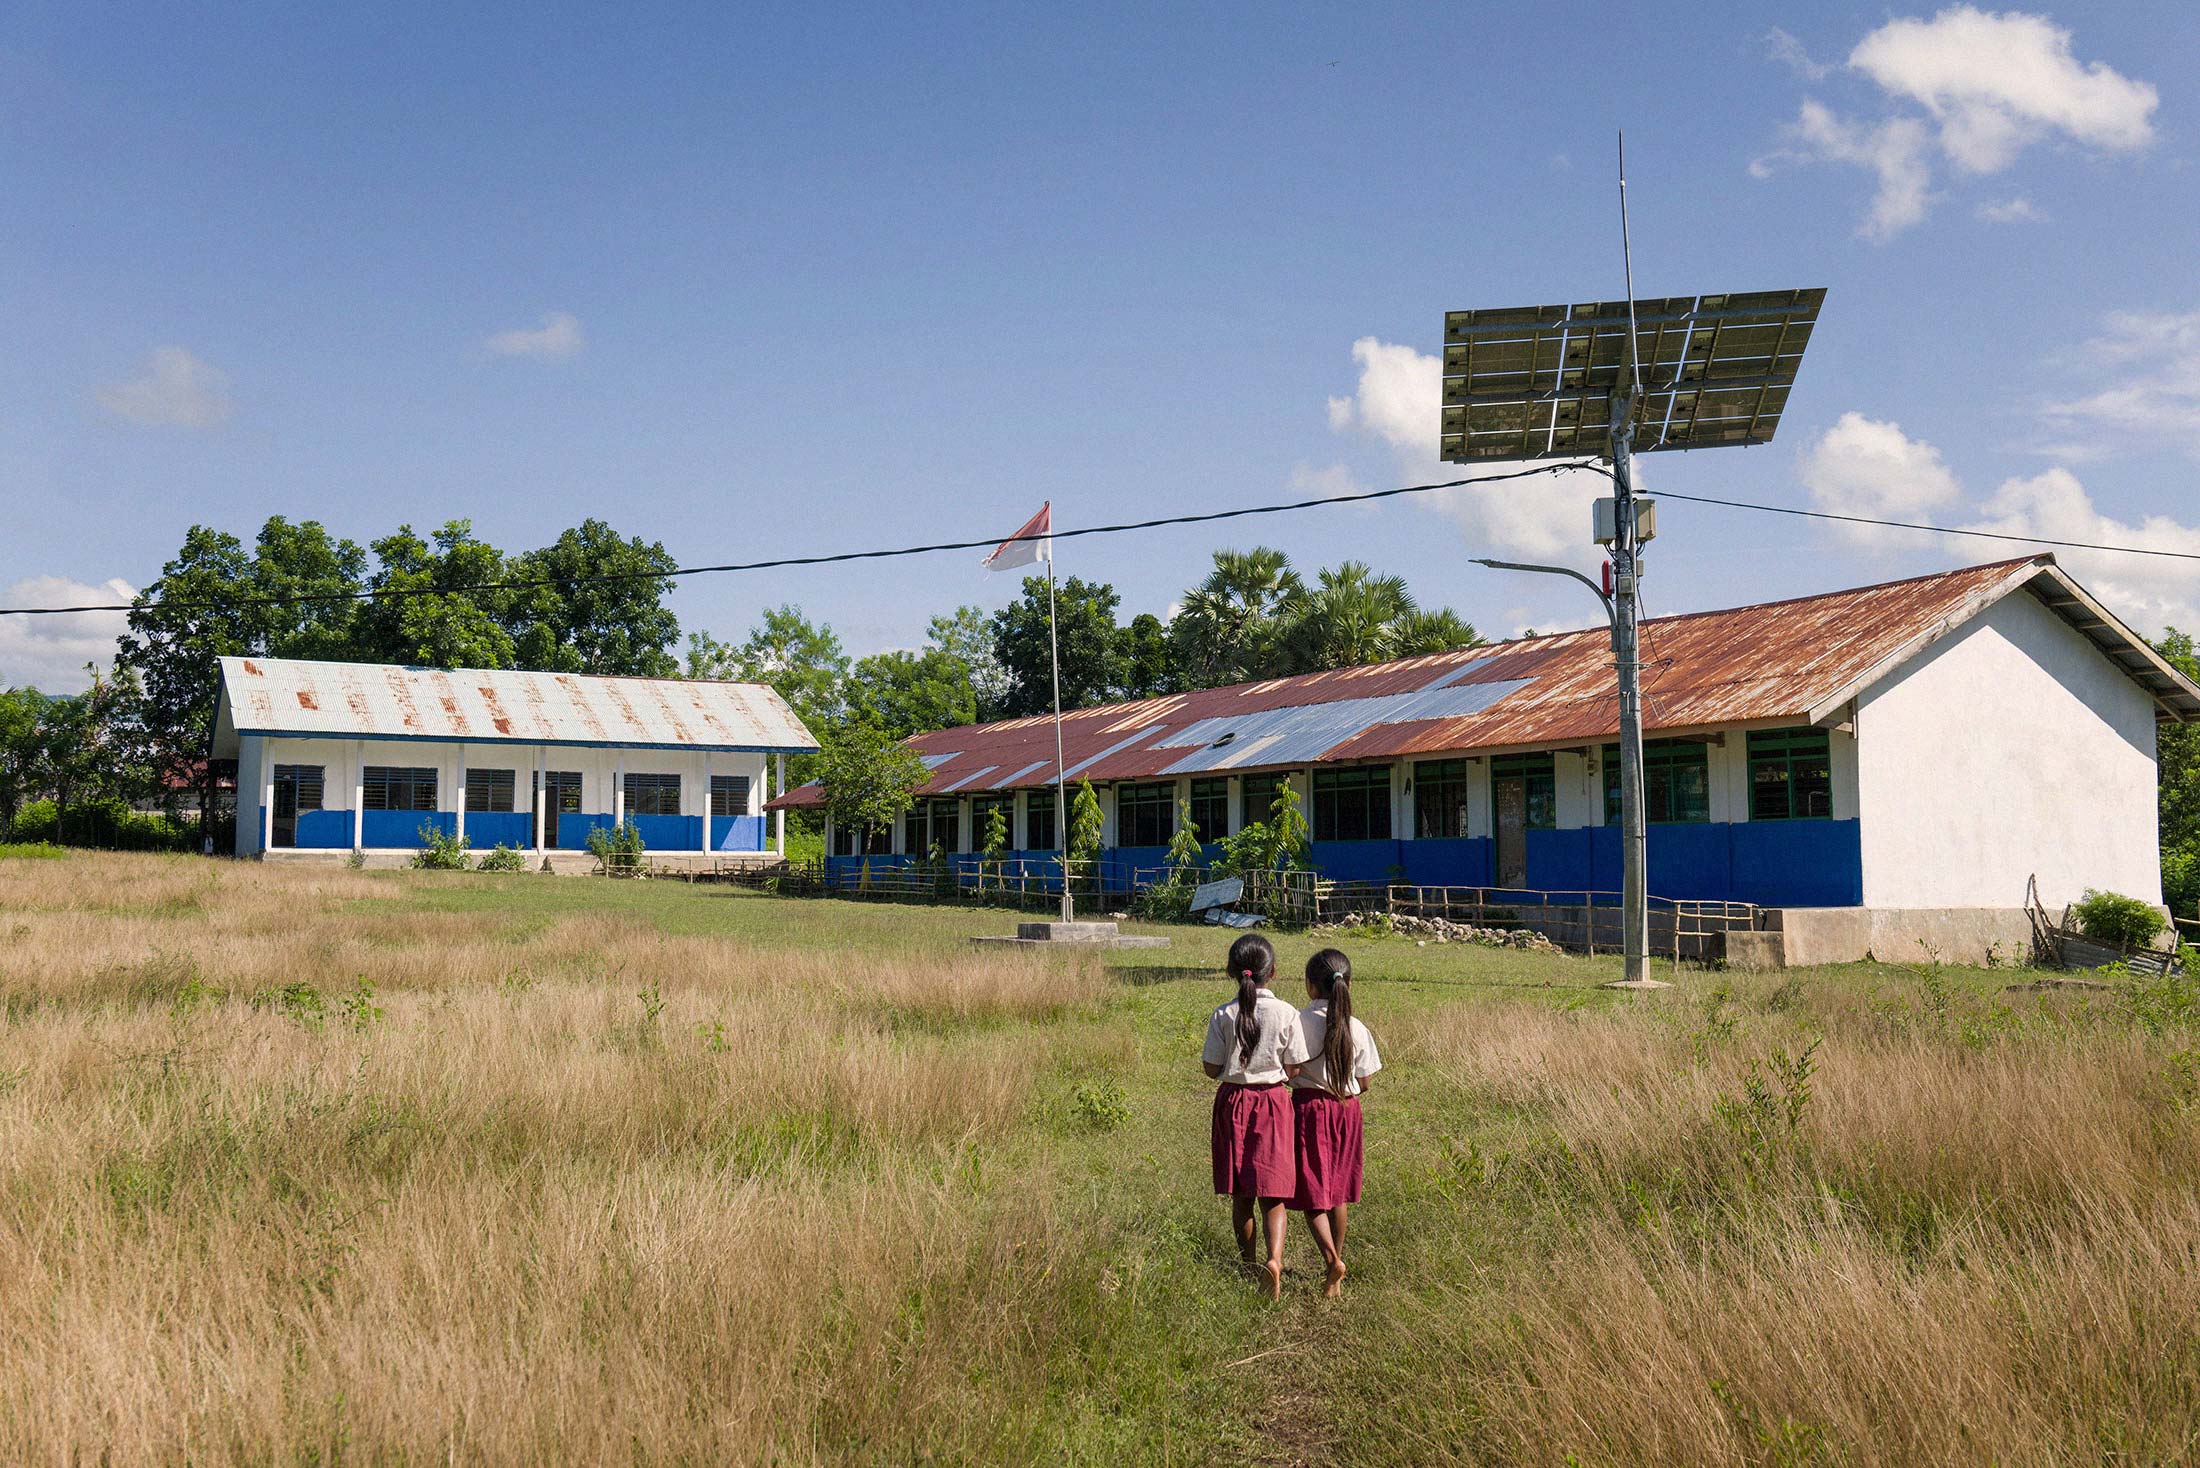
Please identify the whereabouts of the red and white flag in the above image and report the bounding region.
[981,502,1052,572]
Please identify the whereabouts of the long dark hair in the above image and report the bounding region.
[1307,948,1355,1087]
[1227,934,1276,1063]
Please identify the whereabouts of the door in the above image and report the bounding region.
[270,765,321,848]
[1494,776,1527,888]
[541,771,582,846]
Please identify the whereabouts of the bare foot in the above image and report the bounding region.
[1259,1259,1283,1300]
[1323,1258,1346,1299]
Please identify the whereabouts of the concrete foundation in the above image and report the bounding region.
[1746,907,2035,968]
[259,848,784,877]
[971,920,1171,950]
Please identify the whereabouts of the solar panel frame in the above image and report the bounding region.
[1440,288,1825,462]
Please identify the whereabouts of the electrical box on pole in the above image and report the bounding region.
[1439,157,1825,986]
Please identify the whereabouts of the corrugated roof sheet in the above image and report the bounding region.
[771,555,2200,809]
[214,657,818,753]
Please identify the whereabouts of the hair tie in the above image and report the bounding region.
[1240,968,1254,978]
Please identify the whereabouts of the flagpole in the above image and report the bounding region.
[1046,542,1073,921]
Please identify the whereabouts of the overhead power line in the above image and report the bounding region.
[2,463,2193,620]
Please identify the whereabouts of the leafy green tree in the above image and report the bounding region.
[250,517,369,659]
[1273,561,1416,674]
[357,520,516,669]
[1069,778,1104,860]
[991,576,1125,717]
[2157,629,2199,918]
[926,606,1011,722]
[1392,607,1483,658]
[846,648,976,738]
[506,519,680,676]
[1119,613,1179,700]
[816,720,931,853]
[1164,796,1205,874]
[1218,781,1312,875]
[0,687,50,825]
[1169,547,1304,687]
[692,604,848,731]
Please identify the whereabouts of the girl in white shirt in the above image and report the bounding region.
[1288,948,1381,1298]
[1201,933,1308,1300]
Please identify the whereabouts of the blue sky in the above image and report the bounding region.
[4,2,2196,690]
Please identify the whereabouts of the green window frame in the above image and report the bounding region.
[622,772,681,817]
[1412,758,1470,838]
[1116,782,1176,848]
[1489,753,1556,830]
[1313,765,1392,842]
[928,798,961,854]
[1024,789,1056,853]
[1240,773,1287,832]
[1601,740,1710,825]
[1188,777,1229,841]
[970,795,1013,851]
[1748,728,1833,821]
[903,804,928,855]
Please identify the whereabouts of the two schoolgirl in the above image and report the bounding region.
[1201,933,1381,1299]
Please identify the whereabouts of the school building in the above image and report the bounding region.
[774,556,2198,960]
[214,657,818,864]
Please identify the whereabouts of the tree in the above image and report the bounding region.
[846,649,976,739]
[0,687,50,825]
[2158,629,2199,918]
[1170,547,1304,688]
[816,720,930,852]
[926,606,1011,722]
[505,519,680,676]
[991,576,1125,717]
[1119,613,1179,701]
[1273,561,1417,674]
[1392,608,1484,658]
[692,605,849,732]
[250,516,368,659]
[356,521,517,669]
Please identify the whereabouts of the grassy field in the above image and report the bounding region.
[2,851,2196,1465]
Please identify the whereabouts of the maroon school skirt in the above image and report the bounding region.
[1211,1083,1296,1198]
[1290,1090,1364,1210]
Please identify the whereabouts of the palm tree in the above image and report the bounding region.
[1392,608,1484,658]
[1273,562,1417,674]
[1170,547,1304,687]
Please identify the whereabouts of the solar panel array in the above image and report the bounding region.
[1440,288,1825,462]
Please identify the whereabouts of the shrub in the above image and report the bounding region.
[2164,845,2199,924]
[586,820,646,874]
[476,843,528,873]
[2072,888,2167,950]
[8,800,59,843]
[410,823,473,871]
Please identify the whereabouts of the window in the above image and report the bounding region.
[1602,741,1710,825]
[971,795,1013,851]
[623,772,681,817]
[1188,778,1229,841]
[903,804,928,855]
[1241,773,1287,832]
[1314,766,1392,842]
[1489,753,1555,829]
[273,764,324,809]
[1412,759,1470,838]
[465,768,516,813]
[929,799,961,854]
[710,774,751,817]
[1117,782,1176,848]
[363,766,436,811]
[1024,789,1056,853]
[1749,728,1832,820]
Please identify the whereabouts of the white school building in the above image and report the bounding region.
[214,657,818,865]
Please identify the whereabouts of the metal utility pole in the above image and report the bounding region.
[1047,560,1074,922]
[1607,134,1655,988]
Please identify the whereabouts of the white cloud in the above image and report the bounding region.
[1325,336,1606,562]
[1799,411,1963,545]
[1850,7,2157,171]
[1976,195,2045,223]
[1960,467,2200,634]
[1755,7,2155,238]
[94,347,232,429]
[2046,308,2200,451]
[484,312,584,360]
[0,576,136,692]
[1765,26,1833,81]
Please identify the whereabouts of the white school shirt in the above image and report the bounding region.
[1201,988,1308,1085]
[1288,999,1382,1098]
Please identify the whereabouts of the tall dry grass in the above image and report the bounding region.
[1372,978,2200,1465]
[0,856,1114,1464]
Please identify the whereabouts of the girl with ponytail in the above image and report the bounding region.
[1200,932,1308,1299]
[1286,948,1382,1297]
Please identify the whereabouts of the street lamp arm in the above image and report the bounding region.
[1468,558,1616,630]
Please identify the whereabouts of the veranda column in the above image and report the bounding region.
[455,752,467,846]
[261,767,274,853]
[614,753,625,828]
[699,751,712,853]
[774,754,786,855]
[532,748,545,854]
[352,739,364,852]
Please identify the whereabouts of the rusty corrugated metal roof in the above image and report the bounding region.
[214,657,818,753]
[772,555,2200,809]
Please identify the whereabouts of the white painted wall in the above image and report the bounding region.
[1553,750,1596,829]
[1856,592,2161,908]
